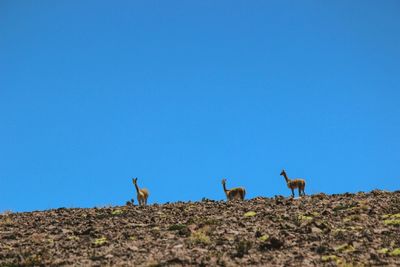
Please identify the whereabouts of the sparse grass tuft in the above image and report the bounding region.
[235,240,252,258]
[1,210,13,216]
[335,244,355,253]
[378,248,389,254]
[389,248,400,257]
[190,230,210,245]
[321,255,338,262]
[67,235,80,241]
[333,204,355,212]
[111,209,124,215]
[1,216,13,226]
[244,211,256,217]
[21,254,44,266]
[93,237,107,246]
[298,214,313,222]
[382,213,400,219]
[258,235,269,242]
[383,219,400,226]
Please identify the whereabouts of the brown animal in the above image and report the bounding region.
[280,169,306,197]
[132,178,149,205]
[222,178,246,201]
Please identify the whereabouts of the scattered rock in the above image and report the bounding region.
[0,191,399,266]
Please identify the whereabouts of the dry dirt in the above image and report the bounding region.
[1,190,400,266]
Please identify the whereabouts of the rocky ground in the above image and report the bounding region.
[1,190,400,266]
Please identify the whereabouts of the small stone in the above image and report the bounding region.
[311,227,323,234]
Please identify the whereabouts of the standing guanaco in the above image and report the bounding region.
[132,178,149,205]
[221,178,246,201]
[280,169,306,198]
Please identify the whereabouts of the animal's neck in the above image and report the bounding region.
[282,172,291,183]
[222,183,229,195]
[134,183,141,194]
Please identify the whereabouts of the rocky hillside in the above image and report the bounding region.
[1,190,400,266]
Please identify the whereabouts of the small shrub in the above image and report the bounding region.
[235,240,252,258]
[258,235,269,242]
[333,204,355,212]
[168,224,191,237]
[190,231,210,245]
[20,254,44,266]
[383,219,400,226]
[67,235,80,241]
[244,211,256,217]
[389,248,400,257]
[334,244,355,253]
[382,213,400,219]
[93,237,107,246]
[1,216,13,226]
[298,214,313,222]
[111,209,124,215]
[378,248,389,254]
[321,255,338,262]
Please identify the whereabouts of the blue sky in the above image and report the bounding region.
[1,1,399,212]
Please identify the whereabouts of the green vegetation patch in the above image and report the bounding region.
[382,213,400,219]
[93,237,107,246]
[111,209,124,215]
[378,248,389,254]
[333,204,355,212]
[298,214,313,222]
[67,235,80,241]
[383,219,400,226]
[190,230,210,245]
[244,211,257,217]
[258,235,269,242]
[334,244,355,253]
[389,248,400,257]
[321,255,338,262]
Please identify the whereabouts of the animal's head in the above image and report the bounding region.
[280,170,286,176]
[132,177,138,184]
[221,178,227,184]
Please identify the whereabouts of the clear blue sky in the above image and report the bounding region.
[1,1,399,212]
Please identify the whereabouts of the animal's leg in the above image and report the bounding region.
[298,188,301,197]
[291,188,294,198]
